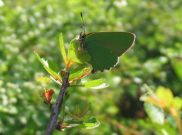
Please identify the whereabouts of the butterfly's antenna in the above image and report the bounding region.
[80,12,86,35]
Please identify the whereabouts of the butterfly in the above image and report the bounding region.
[77,13,136,72]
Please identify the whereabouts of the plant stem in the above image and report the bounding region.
[45,71,70,135]
[175,114,182,135]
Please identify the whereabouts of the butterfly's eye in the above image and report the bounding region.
[79,32,82,37]
[78,34,86,48]
[79,32,85,38]
[78,33,84,42]
[82,34,86,38]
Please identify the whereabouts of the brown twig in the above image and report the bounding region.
[174,114,182,135]
[45,70,70,135]
[112,120,142,135]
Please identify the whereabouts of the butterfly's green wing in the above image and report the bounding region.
[84,32,135,71]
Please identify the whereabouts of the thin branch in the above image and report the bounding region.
[45,70,70,135]
[175,114,182,135]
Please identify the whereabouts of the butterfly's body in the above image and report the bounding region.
[78,32,136,72]
[79,32,86,48]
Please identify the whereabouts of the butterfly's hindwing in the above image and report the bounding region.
[83,32,135,71]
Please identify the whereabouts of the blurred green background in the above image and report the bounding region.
[0,0,182,135]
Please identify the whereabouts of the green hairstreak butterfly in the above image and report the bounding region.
[78,13,136,72]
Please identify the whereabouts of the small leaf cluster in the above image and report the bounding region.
[140,85,182,134]
[34,33,107,89]
[34,33,109,130]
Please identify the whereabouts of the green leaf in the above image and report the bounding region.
[173,97,182,110]
[68,39,82,64]
[59,33,67,64]
[35,76,51,84]
[68,39,91,64]
[77,49,91,63]
[68,101,90,120]
[63,117,100,130]
[34,52,62,83]
[144,103,164,124]
[82,79,109,89]
[156,86,173,108]
[80,117,100,129]
[69,66,91,81]
[171,58,182,81]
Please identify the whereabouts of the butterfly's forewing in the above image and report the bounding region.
[84,32,135,71]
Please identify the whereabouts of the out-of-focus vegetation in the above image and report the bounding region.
[0,0,182,135]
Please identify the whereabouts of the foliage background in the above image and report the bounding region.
[0,0,182,134]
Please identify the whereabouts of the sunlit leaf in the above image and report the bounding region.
[156,87,173,108]
[171,58,182,81]
[63,117,100,130]
[173,97,182,110]
[80,117,100,129]
[59,33,67,64]
[34,52,62,83]
[77,49,91,63]
[35,76,51,84]
[144,96,165,109]
[82,79,109,89]
[67,38,91,65]
[69,66,91,82]
[144,103,164,124]
[68,39,83,64]
[50,76,62,85]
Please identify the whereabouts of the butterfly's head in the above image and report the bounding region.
[77,12,87,49]
[78,32,86,49]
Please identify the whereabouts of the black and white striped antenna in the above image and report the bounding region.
[80,12,86,35]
